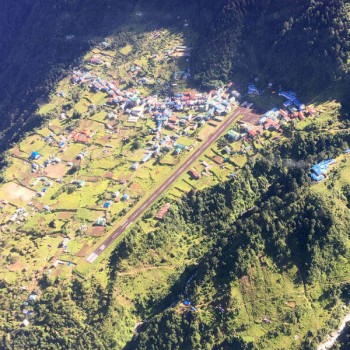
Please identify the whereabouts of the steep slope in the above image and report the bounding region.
[2,120,349,349]
[0,0,139,148]
[0,1,350,349]
[129,132,350,350]
[192,0,350,97]
[0,0,349,151]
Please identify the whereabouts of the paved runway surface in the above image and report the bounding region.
[87,106,250,263]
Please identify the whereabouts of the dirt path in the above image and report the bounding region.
[117,265,177,276]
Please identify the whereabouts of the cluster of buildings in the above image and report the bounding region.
[20,291,38,327]
[71,70,240,166]
[164,45,192,58]
[279,91,305,111]
[237,88,319,140]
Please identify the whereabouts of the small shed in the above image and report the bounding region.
[28,294,37,302]
[95,217,107,226]
[112,191,120,198]
[30,151,41,160]
[131,162,139,170]
[155,203,171,220]
[122,194,130,201]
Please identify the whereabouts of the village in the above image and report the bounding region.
[0,27,344,328]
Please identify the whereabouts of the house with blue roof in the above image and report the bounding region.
[283,100,293,108]
[279,91,296,100]
[142,152,153,163]
[122,194,130,201]
[310,159,336,181]
[248,84,260,96]
[30,151,41,160]
[311,173,325,182]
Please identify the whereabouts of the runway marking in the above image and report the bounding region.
[86,108,248,263]
[89,254,98,263]
[86,253,98,263]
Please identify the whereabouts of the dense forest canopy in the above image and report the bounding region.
[192,0,350,95]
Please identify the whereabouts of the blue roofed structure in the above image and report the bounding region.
[310,159,336,179]
[283,100,293,108]
[279,91,296,100]
[311,173,325,182]
[142,152,153,163]
[30,151,41,160]
[122,194,130,201]
[248,84,260,96]
[293,99,306,111]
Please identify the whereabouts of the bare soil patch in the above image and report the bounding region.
[21,173,36,187]
[88,226,106,237]
[76,244,91,257]
[240,111,261,125]
[286,301,296,308]
[85,176,100,182]
[57,211,74,220]
[43,163,67,179]
[8,258,24,272]
[11,147,23,157]
[0,182,35,205]
[130,182,141,192]
[104,171,114,179]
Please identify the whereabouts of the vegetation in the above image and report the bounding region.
[1,123,349,349]
[1,0,350,152]
[129,131,350,350]
[192,0,350,100]
[0,1,350,349]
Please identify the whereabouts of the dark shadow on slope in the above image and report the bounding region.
[0,0,226,154]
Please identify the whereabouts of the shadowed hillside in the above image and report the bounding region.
[1,0,349,152]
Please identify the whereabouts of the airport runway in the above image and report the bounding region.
[87,106,250,263]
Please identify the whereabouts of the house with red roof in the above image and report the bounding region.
[263,118,281,131]
[188,169,201,180]
[248,129,258,138]
[155,203,171,220]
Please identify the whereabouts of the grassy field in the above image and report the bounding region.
[0,16,349,350]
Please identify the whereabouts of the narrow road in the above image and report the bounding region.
[86,106,250,263]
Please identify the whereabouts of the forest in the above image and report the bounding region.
[2,126,349,349]
[128,131,350,350]
[0,1,350,349]
[192,0,350,99]
[0,0,349,152]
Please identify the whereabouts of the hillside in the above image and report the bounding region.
[2,103,349,349]
[0,1,350,350]
[0,0,349,151]
[129,132,350,350]
[192,0,350,98]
